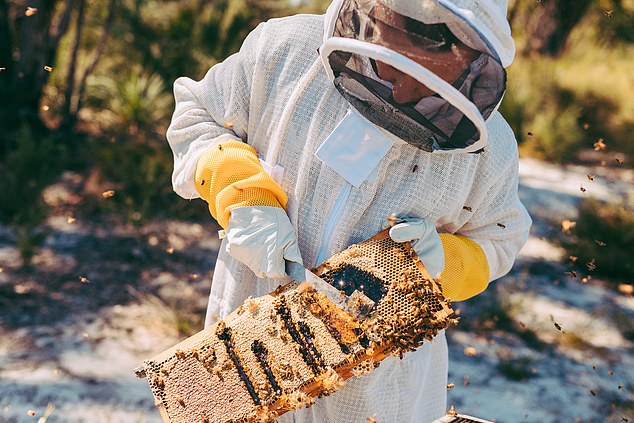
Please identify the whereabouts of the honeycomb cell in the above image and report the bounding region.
[140,230,454,423]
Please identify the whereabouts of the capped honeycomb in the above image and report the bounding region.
[313,230,453,358]
[139,229,454,422]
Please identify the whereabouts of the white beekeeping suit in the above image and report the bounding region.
[166,0,531,421]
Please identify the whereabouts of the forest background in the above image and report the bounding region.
[0,0,633,422]
[1,0,633,271]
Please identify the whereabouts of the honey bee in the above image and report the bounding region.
[153,375,165,389]
[561,220,576,233]
[297,283,314,295]
[593,138,606,151]
[319,367,345,393]
[244,298,260,314]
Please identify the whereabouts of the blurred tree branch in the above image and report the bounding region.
[61,0,85,129]
[511,0,592,56]
[75,0,116,121]
[50,0,75,42]
[60,0,116,129]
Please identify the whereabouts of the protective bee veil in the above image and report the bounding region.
[320,0,513,152]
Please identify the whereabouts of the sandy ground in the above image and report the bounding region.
[0,158,632,423]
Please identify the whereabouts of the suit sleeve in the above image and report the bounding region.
[438,124,532,301]
[166,22,265,199]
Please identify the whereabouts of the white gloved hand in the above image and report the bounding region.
[388,217,445,278]
[226,206,305,281]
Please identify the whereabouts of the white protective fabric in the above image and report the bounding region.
[389,218,445,278]
[226,206,305,281]
[166,8,531,423]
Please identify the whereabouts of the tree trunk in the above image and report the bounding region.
[0,0,10,72]
[61,0,86,129]
[516,0,592,56]
[0,0,75,133]
[0,0,12,135]
[74,0,116,125]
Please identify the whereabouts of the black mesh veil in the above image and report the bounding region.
[323,0,506,152]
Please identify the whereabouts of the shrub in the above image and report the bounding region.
[501,4,634,165]
[563,199,634,281]
[88,67,173,135]
[88,134,208,223]
[0,126,67,265]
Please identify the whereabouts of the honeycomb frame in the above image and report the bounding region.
[139,229,455,422]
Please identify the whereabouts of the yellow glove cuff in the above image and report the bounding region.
[194,140,288,228]
[438,234,490,302]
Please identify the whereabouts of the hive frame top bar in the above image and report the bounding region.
[434,413,495,423]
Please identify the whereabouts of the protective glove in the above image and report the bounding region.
[388,216,492,301]
[226,206,305,281]
[388,217,445,278]
[194,140,288,229]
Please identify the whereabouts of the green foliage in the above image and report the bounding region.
[595,0,634,43]
[5,0,630,237]
[104,0,297,86]
[0,126,68,265]
[503,1,634,164]
[501,59,586,162]
[563,199,634,281]
[90,135,207,223]
[89,67,173,133]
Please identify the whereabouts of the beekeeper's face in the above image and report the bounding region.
[371,2,480,103]
[322,0,507,151]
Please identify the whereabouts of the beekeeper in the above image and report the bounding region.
[166,0,531,421]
